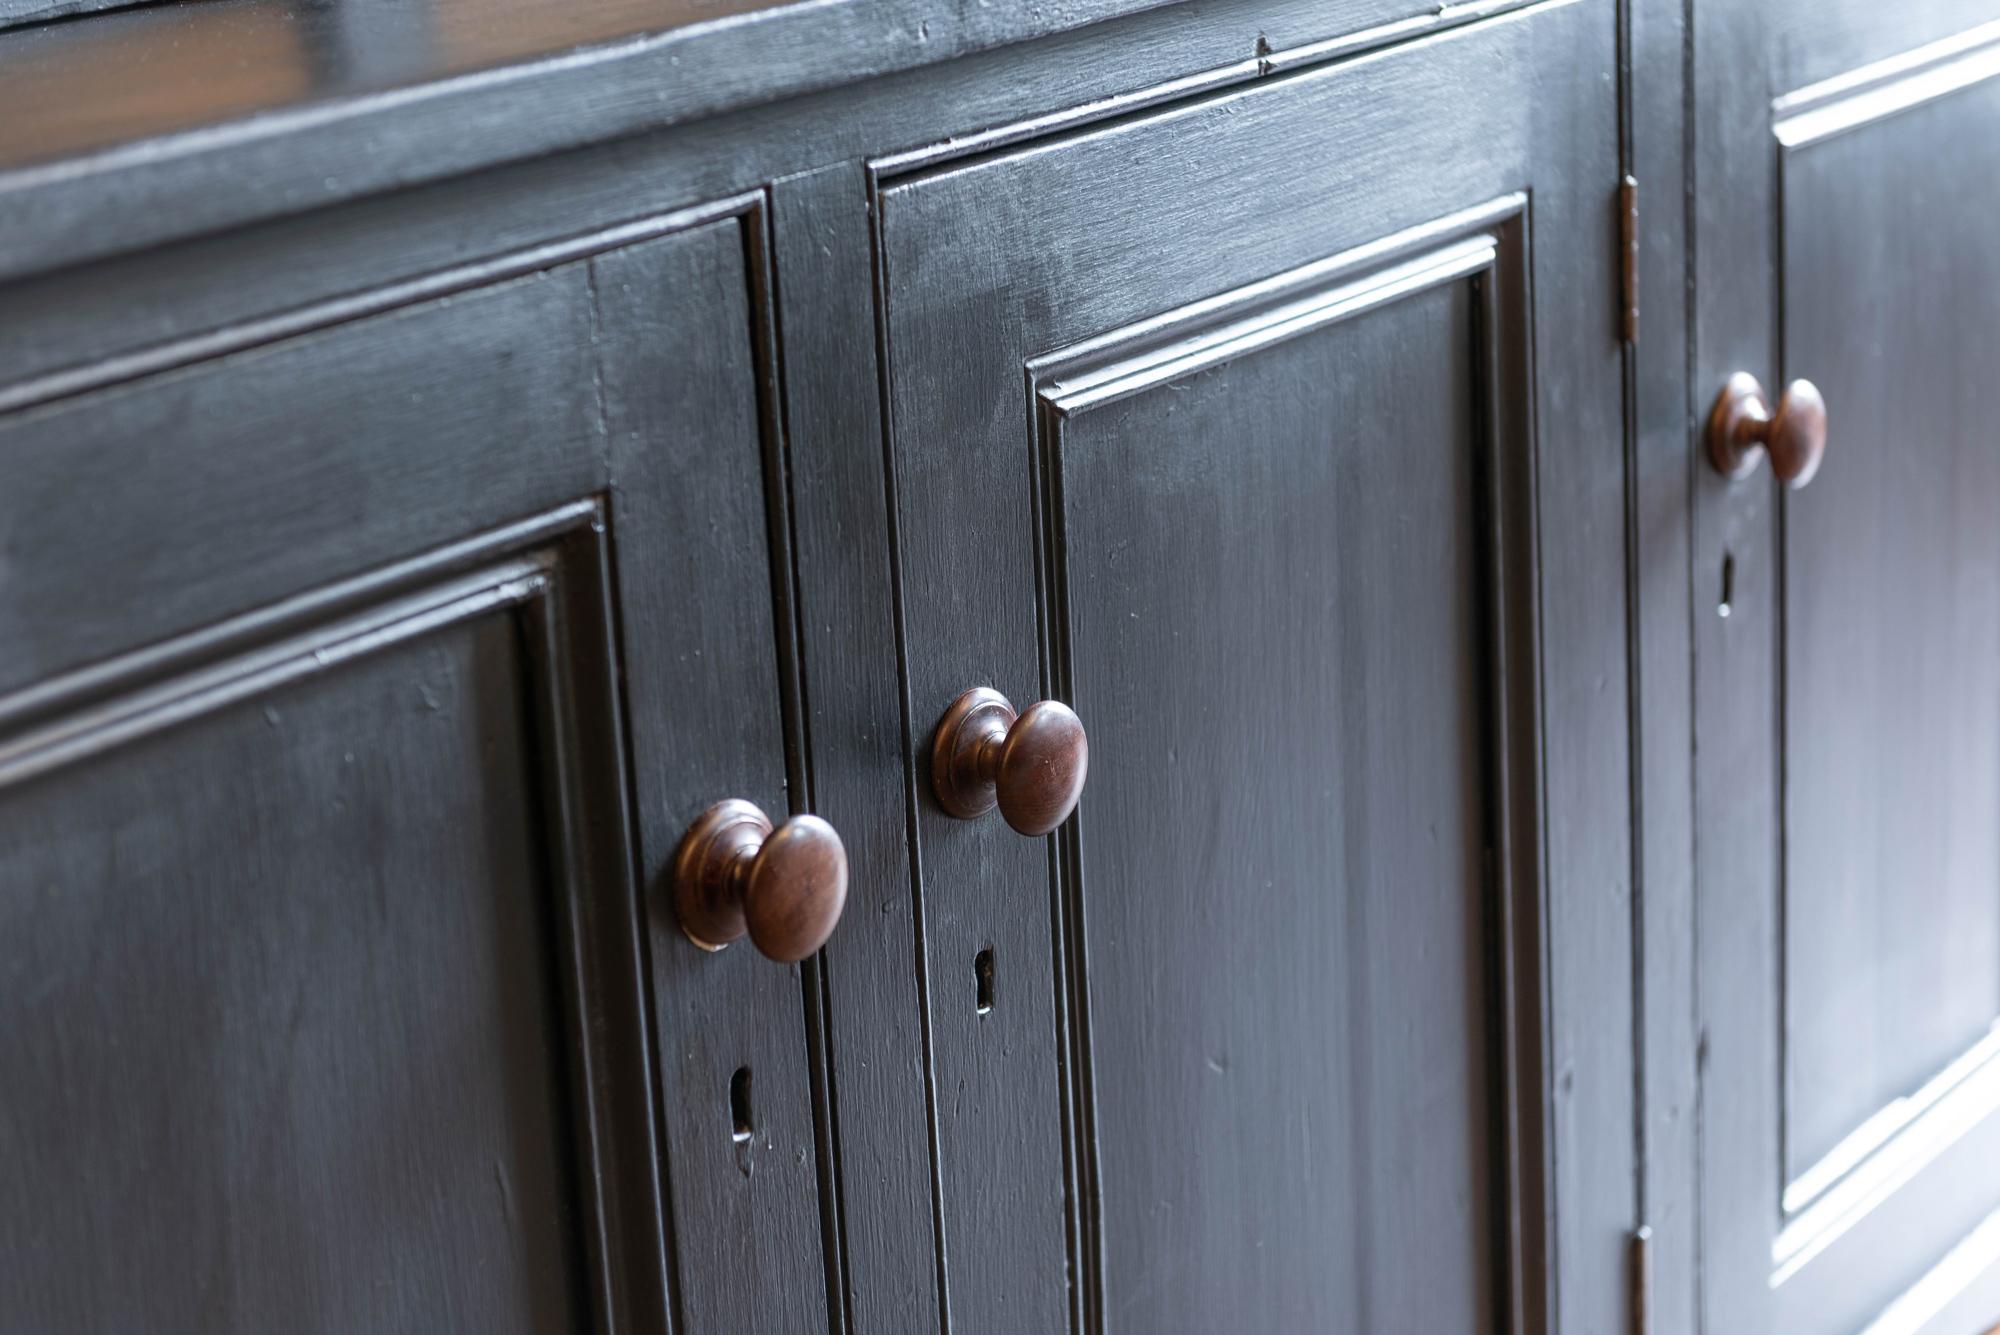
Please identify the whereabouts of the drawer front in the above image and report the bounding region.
[877,3,1632,1330]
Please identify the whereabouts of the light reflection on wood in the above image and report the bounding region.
[0,0,797,168]
[3,3,312,163]
[429,0,780,69]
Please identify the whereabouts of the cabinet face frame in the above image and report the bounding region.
[1691,4,2000,1332]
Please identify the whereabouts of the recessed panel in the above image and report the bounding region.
[0,615,586,1334]
[1056,280,1500,1330]
[1780,77,2000,1186]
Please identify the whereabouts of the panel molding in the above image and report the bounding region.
[1038,236,1505,419]
[867,0,1556,181]
[1024,195,1548,1333]
[1858,1208,2000,1335]
[0,499,595,764]
[0,556,549,785]
[1034,193,1524,415]
[0,192,763,418]
[0,496,670,1335]
[1774,17,2000,146]
[1767,30,2000,1319]
[1776,1024,2000,1285]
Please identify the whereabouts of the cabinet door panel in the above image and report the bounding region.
[879,4,1632,1329]
[1055,263,1501,1333]
[1782,81,2000,1183]
[9,635,566,1334]
[1694,5,2000,1331]
[0,514,646,1335]
[0,209,832,1335]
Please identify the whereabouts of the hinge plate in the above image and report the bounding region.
[1629,1225,1653,1335]
[1619,174,1640,343]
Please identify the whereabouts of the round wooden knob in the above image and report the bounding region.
[1707,372,1827,488]
[672,800,847,963]
[931,687,1088,836]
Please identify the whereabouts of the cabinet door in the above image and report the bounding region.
[0,211,831,1335]
[597,216,837,1335]
[878,5,1632,1330]
[1693,5,2000,1332]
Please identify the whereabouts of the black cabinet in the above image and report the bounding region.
[5,0,2000,1330]
[0,203,826,1335]
[1692,2,2000,1331]
[877,6,1631,1329]
[0,263,666,1332]
[597,214,834,1335]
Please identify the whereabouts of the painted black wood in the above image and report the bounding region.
[1625,0,1698,1332]
[1050,268,1511,1332]
[0,198,843,1332]
[0,495,668,1333]
[771,162,946,1335]
[1782,92,2000,1182]
[593,208,837,1335]
[0,0,1543,284]
[1,602,587,1333]
[0,0,1544,397]
[1692,2,2000,1331]
[23,0,1999,1329]
[0,268,600,693]
[8,19,1658,1326]
[877,3,1635,1329]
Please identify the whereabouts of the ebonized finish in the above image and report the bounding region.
[0,406,665,1331]
[0,0,1529,282]
[1693,2,2000,1330]
[5,0,2000,1329]
[877,7,1631,1329]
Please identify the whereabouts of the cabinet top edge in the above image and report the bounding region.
[0,0,1187,282]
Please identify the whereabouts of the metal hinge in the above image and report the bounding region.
[1629,1225,1653,1335]
[1619,174,1640,344]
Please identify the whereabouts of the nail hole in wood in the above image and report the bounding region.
[1719,551,1735,619]
[975,947,995,1015]
[730,1066,753,1143]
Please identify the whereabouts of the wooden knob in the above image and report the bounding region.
[1707,372,1828,488]
[931,687,1088,836]
[672,800,847,963]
